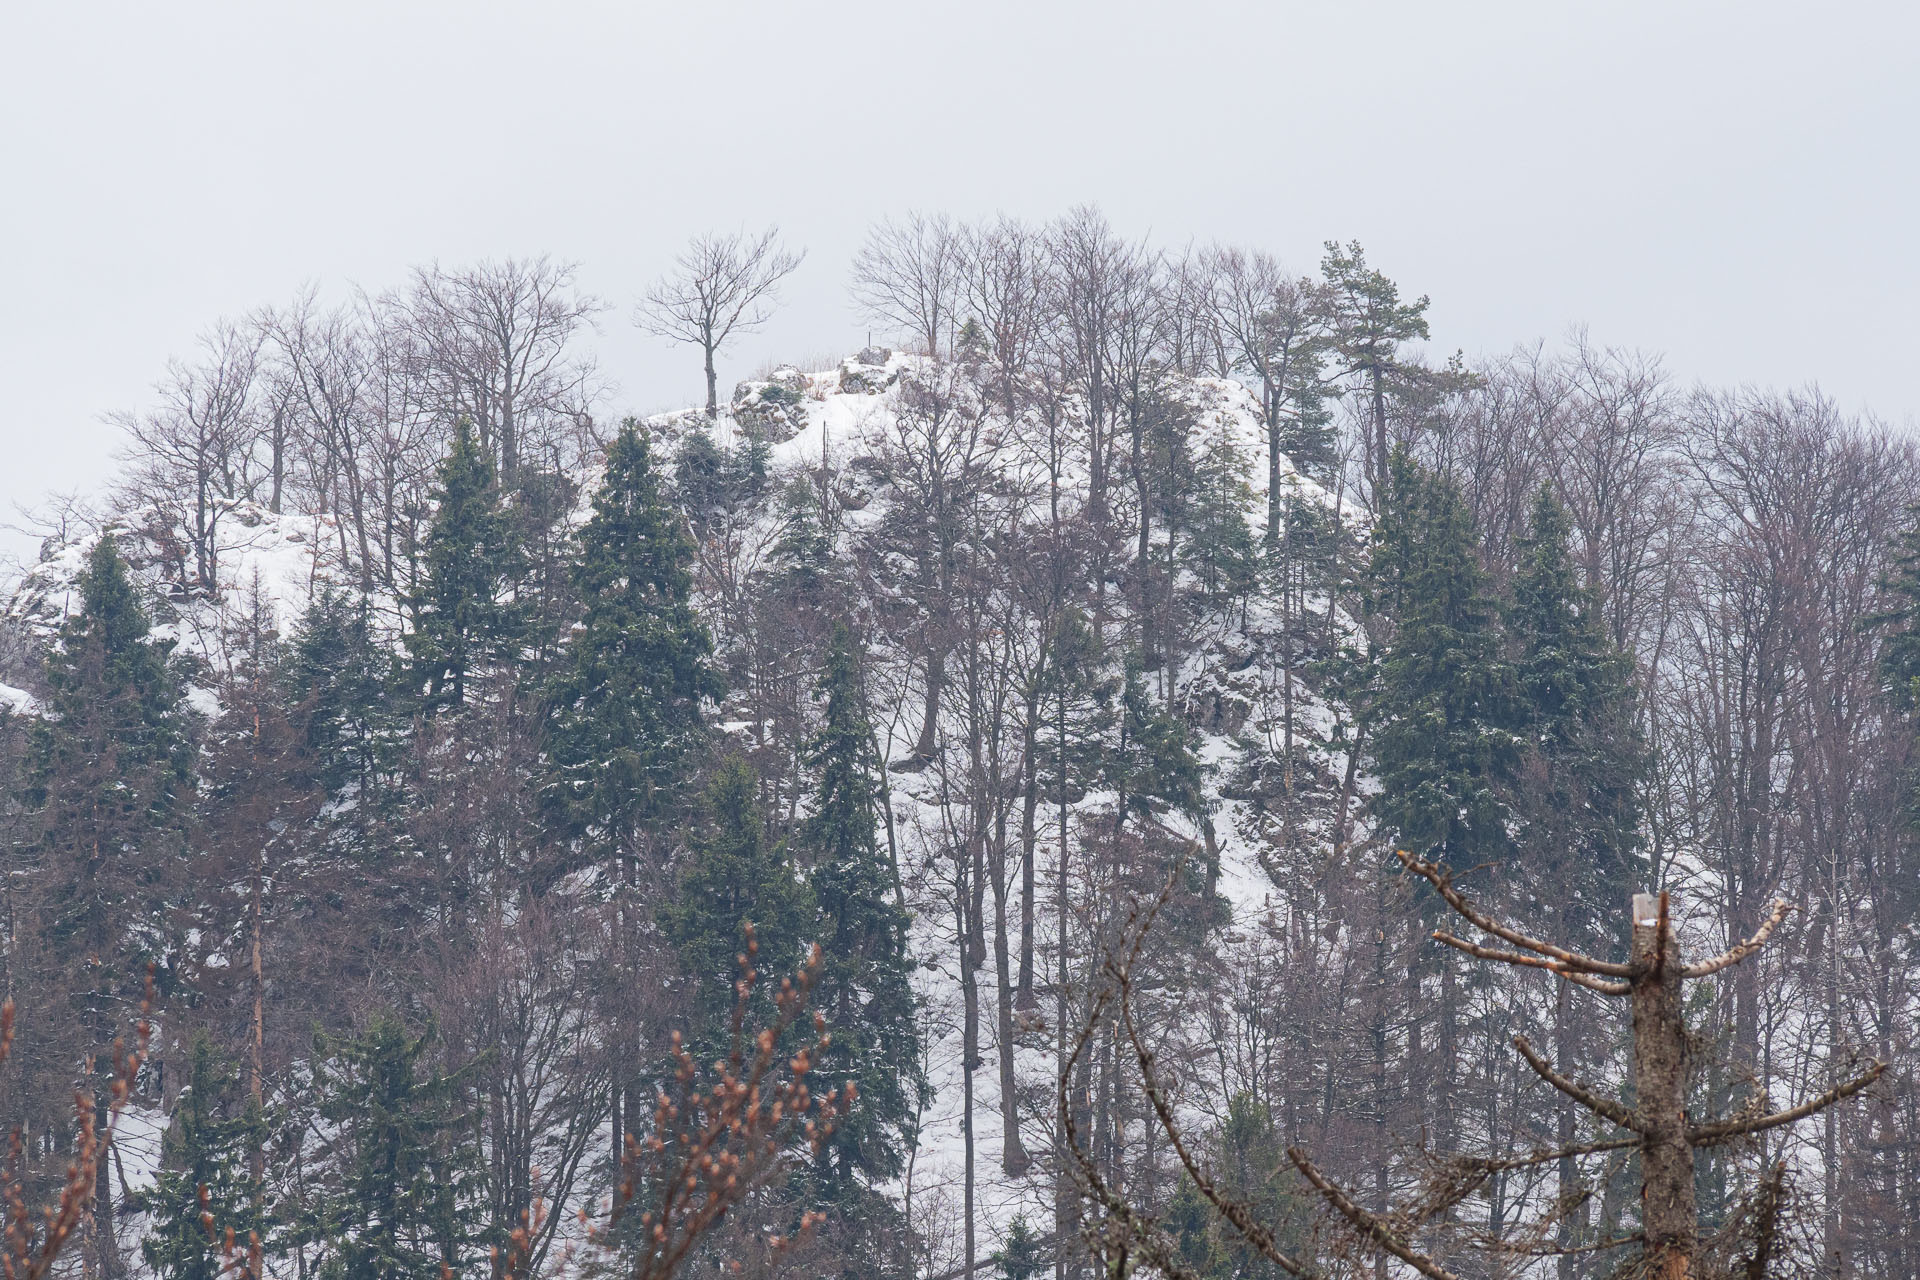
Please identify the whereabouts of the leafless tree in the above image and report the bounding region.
[1070,852,1886,1280]
[113,320,264,596]
[637,228,804,417]
[851,212,964,362]
[402,257,604,474]
[1207,247,1327,542]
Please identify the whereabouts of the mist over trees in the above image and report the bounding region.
[0,210,1913,1280]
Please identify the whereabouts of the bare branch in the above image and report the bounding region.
[1688,1061,1887,1148]
[1285,1146,1464,1280]
[1453,1133,1640,1173]
[1511,1036,1645,1131]
[1431,932,1631,995]
[1678,898,1793,979]
[1111,867,1320,1278]
[1059,965,1202,1280]
[1397,851,1638,978]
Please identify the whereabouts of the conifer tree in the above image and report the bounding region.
[1506,485,1644,949]
[660,757,814,1046]
[992,1216,1046,1280]
[286,588,390,795]
[142,1034,268,1280]
[18,535,193,1057]
[404,419,523,712]
[300,1016,483,1280]
[798,626,922,1194]
[1366,450,1516,871]
[1318,242,1432,501]
[543,422,722,866]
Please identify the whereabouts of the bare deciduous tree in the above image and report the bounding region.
[637,227,804,417]
[403,256,604,474]
[851,212,964,362]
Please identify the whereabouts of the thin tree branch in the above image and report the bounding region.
[1688,1061,1887,1148]
[1111,867,1320,1278]
[1396,851,1637,978]
[1452,1133,1641,1172]
[1431,932,1631,995]
[1511,1036,1645,1132]
[1285,1146,1464,1280]
[1678,898,1793,978]
[1058,966,1202,1280]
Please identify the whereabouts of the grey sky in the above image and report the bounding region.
[3,1,1914,561]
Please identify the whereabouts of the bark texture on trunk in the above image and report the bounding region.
[1631,892,1695,1279]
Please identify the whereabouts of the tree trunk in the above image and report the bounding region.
[1631,892,1695,1279]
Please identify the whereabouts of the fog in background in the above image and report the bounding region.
[3,0,1913,562]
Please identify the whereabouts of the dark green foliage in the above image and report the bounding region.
[769,480,837,599]
[1160,1097,1311,1280]
[1037,607,1117,803]
[1109,662,1204,828]
[286,588,391,794]
[1183,441,1260,612]
[544,422,723,861]
[1318,241,1431,392]
[142,1035,267,1280]
[299,1016,484,1280]
[674,428,771,530]
[18,535,193,1009]
[660,757,814,1045]
[800,627,922,1189]
[992,1215,1045,1280]
[404,420,525,711]
[1506,487,1645,949]
[1367,450,1517,870]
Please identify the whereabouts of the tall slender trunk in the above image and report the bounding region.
[992,872,1031,1174]
[1631,892,1695,1279]
[249,845,266,1192]
[958,883,979,1280]
[1017,688,1040,1008]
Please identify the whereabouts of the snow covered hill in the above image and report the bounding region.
[4,350,1370,1270]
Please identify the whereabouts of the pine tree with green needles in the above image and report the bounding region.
[286,587,391,795]
[1506,485,1645,953]
[543,422,723,866]
[660,757,814,1047]
[404,420,524,712]
[1108,661,1204,831]
[799,626,922,1192]
[300,1016,484,1280]
[1366,449,1517,873]
[142,1035,269,1280]
[992,1216,1046,1280]
[1319,242,1432,501]
[19,534,193,1025]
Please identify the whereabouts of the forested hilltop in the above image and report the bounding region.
[1,211,1915,1280]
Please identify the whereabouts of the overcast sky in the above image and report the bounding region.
[3,1,1914,562]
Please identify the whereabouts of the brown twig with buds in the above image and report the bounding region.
[588,926,848,1280]
[0,970,155,1280]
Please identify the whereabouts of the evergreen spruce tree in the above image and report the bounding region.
[798,626,922,1195]
[286,588,390,795]
[1506,485,1645,952]
[404,419,523,712]
[659,757,814,1047]
[142,1035,268,1280]
[544,422,722,866]
[991,1216,1046,1280]
[1108,662,1204,832]
[302,1016,483,1280]
[19,533,193,1025]
[1366,450,1516,872]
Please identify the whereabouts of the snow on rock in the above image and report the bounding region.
[0,683,38,717]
